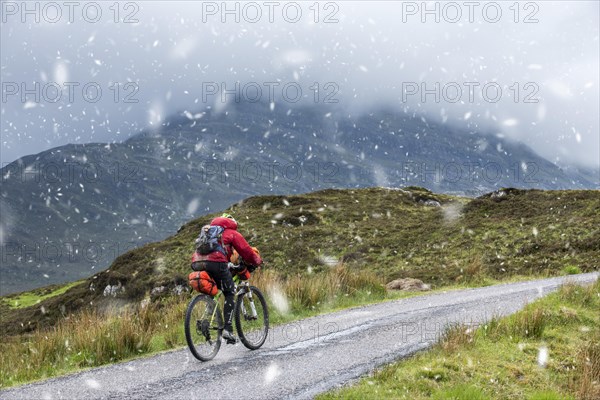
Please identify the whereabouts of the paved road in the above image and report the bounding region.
[2,272,597,400]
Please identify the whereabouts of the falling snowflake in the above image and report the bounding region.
[85,379,101,389]
[264,363,281,385]
[537,346,548,367]
[269,285,290,315]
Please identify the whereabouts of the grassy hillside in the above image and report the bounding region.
[1,187,599,337]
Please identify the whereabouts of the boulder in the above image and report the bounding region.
[102,283,125,297]
[150,286,166,296]
[386,278,431,292]
[421,199,441,207]
[490,189,507,199]
[172,284,186,295]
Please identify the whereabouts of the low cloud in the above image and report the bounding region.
[1,2,598,168]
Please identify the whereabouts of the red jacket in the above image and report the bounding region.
[191,217,262,265]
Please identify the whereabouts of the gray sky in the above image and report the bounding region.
[1,1,599,167]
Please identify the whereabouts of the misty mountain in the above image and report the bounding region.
[1,102,597,294]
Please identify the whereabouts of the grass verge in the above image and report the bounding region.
[318,278,600,400]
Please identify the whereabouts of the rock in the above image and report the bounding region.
[172,284,186,296]
[386,278,431,292]
[421,199,441,207]
[490,189,507,199]
[281,211,319,226]
[102,283,125,297]
[150,286,166,296]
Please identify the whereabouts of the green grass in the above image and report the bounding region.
[2,281,82,309]
[319,279,600,400]
[563,265,583,275]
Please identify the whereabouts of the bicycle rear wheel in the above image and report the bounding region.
[185,294,222,361]
[234,286,269,350]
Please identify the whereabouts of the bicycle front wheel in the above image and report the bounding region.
[184,294,222,361]
[234,286,269,350]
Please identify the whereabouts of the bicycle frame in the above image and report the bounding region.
[205,272,257,329]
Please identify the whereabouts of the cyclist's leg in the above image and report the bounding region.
[219,268,236,332]
[204,262,236,331]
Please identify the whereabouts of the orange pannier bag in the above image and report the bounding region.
[188,271,218,296]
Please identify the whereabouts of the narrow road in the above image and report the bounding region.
[2,273,597,400]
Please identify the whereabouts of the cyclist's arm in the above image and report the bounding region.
[230,231,262,266]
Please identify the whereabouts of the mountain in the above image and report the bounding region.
[1,186,599,336]
[1,102,597,294]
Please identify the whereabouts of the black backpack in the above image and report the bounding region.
[195,225,227,256]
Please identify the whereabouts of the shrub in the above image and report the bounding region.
[439,324,477,352]
[484,306,547,340]
[252,263,384,311]
[510,306,547,339]
[562,265,582,275]
[559,282,598,308]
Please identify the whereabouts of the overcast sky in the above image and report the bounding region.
[1,1,598,167]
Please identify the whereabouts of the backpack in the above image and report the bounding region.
[195,225,227,256]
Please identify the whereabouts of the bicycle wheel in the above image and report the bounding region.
[185,294,222,361]
[234,286,269,350]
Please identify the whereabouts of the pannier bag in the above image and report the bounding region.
[188,271,218,296]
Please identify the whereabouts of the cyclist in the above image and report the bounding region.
[191,213,262,343]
